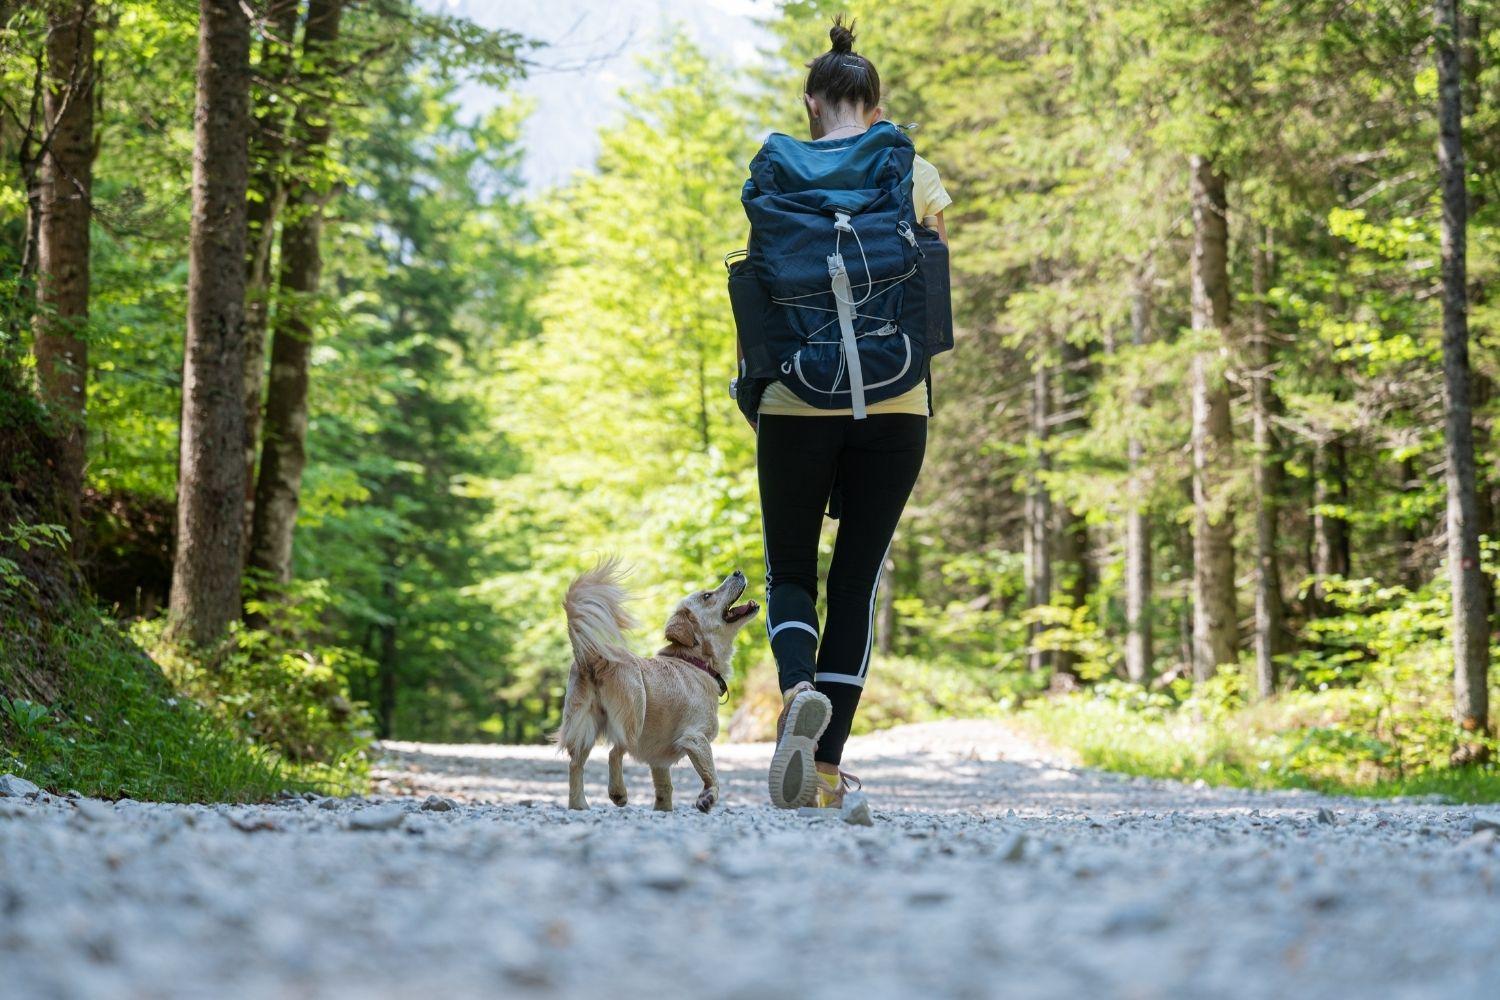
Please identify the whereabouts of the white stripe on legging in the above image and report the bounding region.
[758,419,772,637]
[769,620,819,641]
[814,671,866,688]
[857,540,893,679]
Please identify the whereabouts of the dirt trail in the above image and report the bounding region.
[4,719,1498,999]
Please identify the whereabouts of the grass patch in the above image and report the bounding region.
[1018,689,1500,804]
[852,654,1045,734]
[1,599,363,802]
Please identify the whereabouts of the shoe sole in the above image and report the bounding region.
[768,690,832,809]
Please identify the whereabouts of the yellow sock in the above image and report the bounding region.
[818,770,840,789]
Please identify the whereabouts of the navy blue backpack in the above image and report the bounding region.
[727,121,953,423]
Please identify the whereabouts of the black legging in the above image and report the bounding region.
[757,411,927,765]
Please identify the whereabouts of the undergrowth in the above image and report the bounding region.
[0,599,360,801]
[1018,678,1500,804]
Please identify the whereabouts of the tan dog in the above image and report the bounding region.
[557,559,759,812]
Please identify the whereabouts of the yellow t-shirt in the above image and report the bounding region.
[758,153,951,418]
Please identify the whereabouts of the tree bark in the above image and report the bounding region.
[248,0,344,587]
[1250,230,1284,699]
[1054,338,1094,681]
[1397,455,1423,589]
[241,0,301,559]
[1025,357,1053,674]
[1189,154,1237,680]
[168,0,252,647]
[1434,0,1490,756]
[1124,272,1153,684]
[1310,435,1351,617]
[32,0,96,541]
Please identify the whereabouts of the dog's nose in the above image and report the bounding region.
[732,569,745,580]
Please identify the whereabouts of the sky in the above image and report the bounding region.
[433,0,778,193]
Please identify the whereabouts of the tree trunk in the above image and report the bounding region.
[248,0,344,587]
[168,0,252,647]
[1124,272,1153,684]
[1025,357,1053,674]
[1189,154,1237,680]
[1250,230,1284,699]
[241,0,301,559]
[1397,455,1423,589]
[1054,338,1094,681]
[32,0,96,541]
[1434,0,1490,757]
[1310,435,1351,616]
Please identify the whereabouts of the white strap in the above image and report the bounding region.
[828,252,867,420]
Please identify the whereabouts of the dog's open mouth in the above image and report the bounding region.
[723,600,759,623]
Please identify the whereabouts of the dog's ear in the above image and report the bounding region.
[664,607,699,648]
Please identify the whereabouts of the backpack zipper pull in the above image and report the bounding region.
[898,220,918,248]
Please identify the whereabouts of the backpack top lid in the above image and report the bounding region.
[746,120,913,205]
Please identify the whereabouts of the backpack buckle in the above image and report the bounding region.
[833,211,854,233]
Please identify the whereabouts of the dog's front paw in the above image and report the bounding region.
[695,787,718,812]
[609,789,627,807]
[568,797,589,811]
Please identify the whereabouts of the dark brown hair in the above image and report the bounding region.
[804,16,880,110]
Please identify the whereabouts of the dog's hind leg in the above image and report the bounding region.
[607,745,628,806]
[567,743,592,810]
[651,765,673,811]
[679,735,719,813]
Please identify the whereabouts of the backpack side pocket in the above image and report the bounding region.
[902,228,953,356]
[728,257,780,378]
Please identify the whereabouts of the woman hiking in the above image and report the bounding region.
[736,18,952,810]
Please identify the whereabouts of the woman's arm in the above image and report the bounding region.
[923,211,948,246]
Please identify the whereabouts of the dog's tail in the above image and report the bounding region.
[563,556,638,672]
[556,559,636,757]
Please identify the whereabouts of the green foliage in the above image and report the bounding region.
[1021,578,1500,800]
[136,596,374,781]
[472,36,767,736]
[0,599,337,802]
[9,1,1499,803]
[854,655,1046,732]
[0,521,69,596]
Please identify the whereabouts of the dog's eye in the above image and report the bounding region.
[700,592,713,601]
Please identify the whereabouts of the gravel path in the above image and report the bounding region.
[4,719,1499,999]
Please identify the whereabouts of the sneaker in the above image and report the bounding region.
[768,684,832,809]
[813,768,862,809]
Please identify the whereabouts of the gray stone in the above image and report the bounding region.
[348,806,406,832]
[636,861,690,892]
[229,812,280,833]
[0,774,40,797]
[73,799,114,823]
[421,795,457,812]
[1102,902,1169,935]
[998,833,1028,862]
[840,791,873,826]
[318,797,341,810]
[796,806,840,820]
[1469,814,1500,834]
[1459,829,1497,851]
[1316,807,1336,825]
[908,883,951,905]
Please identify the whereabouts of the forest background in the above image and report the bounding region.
[2,0,1498,803]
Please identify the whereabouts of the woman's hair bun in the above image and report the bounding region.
[828,17,856,54]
